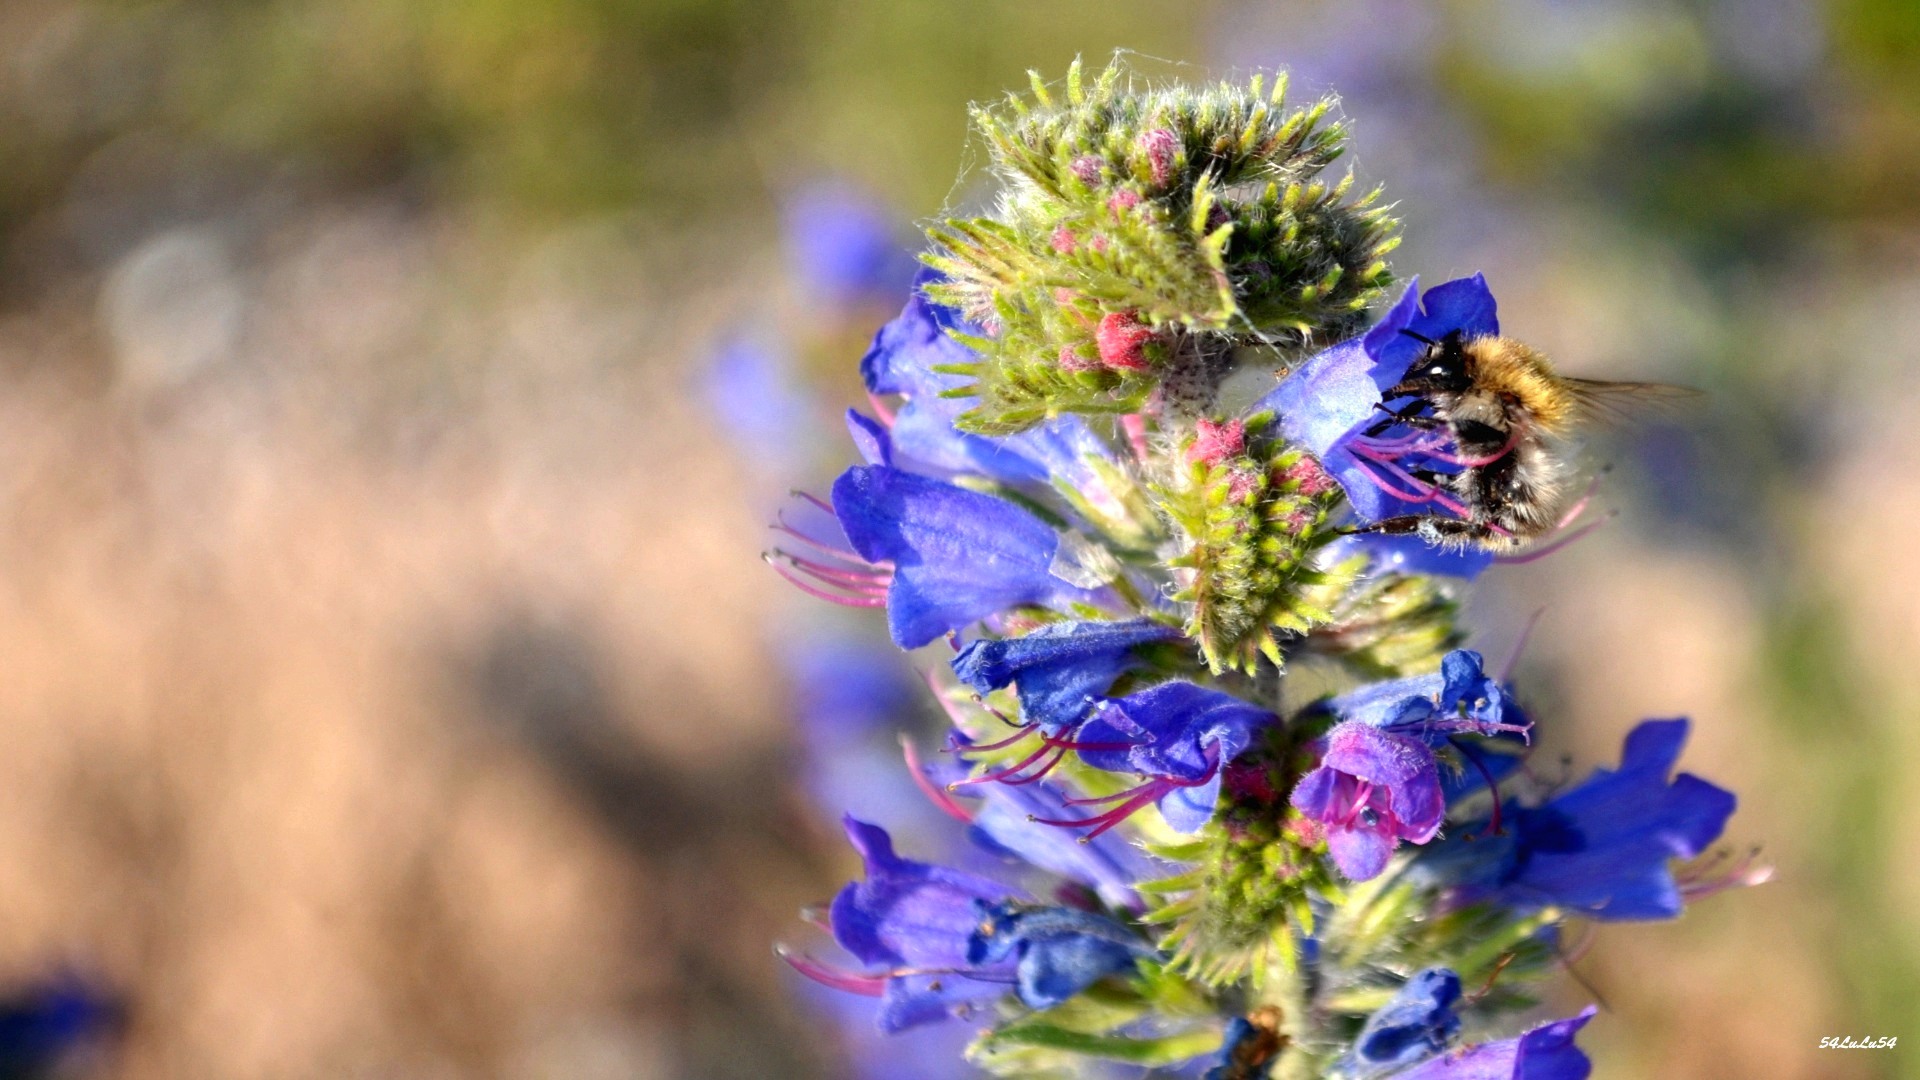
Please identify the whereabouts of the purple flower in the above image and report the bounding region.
[1414,719,1738,921]
[1257,275,1504,578]
[1291,721,1445,882]
[1391,1008,1596,1080]
[1048,683,1275,836]
[1291,651,1531,881]
[790,818,1144,1031]
[862,270,1113,488]
[783,180,917,310]
[952,619,1185,733]
[1335,968,1462,1078]
[829,465,1104,648]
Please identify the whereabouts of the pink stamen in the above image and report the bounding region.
[1349,457,1441,504]
[777,948,887,996]
[961,724,1040,754]
[1349,449,1448,503]
[1558,923,1598,966]
[1419,428,1519,468]
[902,737,977,823]
[949,741,1061,789]
[1349,449,1476,517]
[1495,516,1611,565]
[974,696,1027,730]
[795,490,838,516]
[1031,760,1220,838]
[771,520,859,561]
[1557,471,1608,529]
[1678,848,1774,902]
[922,671,976,729]
[994,747,1069,785]
[768,562,888,607]
[866,391,897,426]
[1353,428,1440,453]
[1029,785,1166,839]
[1337,779,1377,829]
[798,903,833,933]
[780,555,893,588]
[1040,735,1135,752]
[1452,741,1507,837]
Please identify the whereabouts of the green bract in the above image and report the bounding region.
[924,60,1400,435]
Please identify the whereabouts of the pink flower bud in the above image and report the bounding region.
[1279,455,1336,497]
[1187,419,1247,467]
[1095,311,1155,371]
[1138,128,1179,187]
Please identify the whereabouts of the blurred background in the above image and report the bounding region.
[0,0,1914,1077]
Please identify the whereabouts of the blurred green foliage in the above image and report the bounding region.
[0,0,1210,235]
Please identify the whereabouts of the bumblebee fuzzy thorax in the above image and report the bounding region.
[1459,336,1579,435]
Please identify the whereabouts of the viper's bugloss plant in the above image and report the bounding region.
[770,60,1764,1079]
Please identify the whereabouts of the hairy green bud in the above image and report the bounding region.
[1155,414,1346,675]
[923,59,1399,434]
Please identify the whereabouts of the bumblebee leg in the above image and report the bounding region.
[1363,402,1443,437]
[1416,518,1513,546]
[1349,515,1430,536]
[1349,515,1516,548]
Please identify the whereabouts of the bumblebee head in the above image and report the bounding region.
[1385,328,1473,399]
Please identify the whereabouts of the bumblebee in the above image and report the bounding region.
[1358,329,1689,550]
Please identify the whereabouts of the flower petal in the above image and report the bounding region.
[1327,823,1395,882]
[832,465,1098,648]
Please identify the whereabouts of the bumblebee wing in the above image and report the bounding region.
[1564,378,1702,426]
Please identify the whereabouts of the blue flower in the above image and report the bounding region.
[784,629,966,833]
[830,464,1103,648]
[783,180,917,310]
[1291,651,1531,882]
[701,335,817,476]
[1413,719,1737,921]
[788,631,916,740]
[862,270,1114,488]
[1050,683,1275,835]
[951,619,1185,733]
[0,973,120,1076]
[966,902,1152,1010]
[1334,968,1462,1078]
[1328,650,1525,737]
[1390,1008,1596,1080]
[901,734,1163,910]
[1257,275,1504,578]
[965,774,1165,912]
[792,818,1145,1031]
